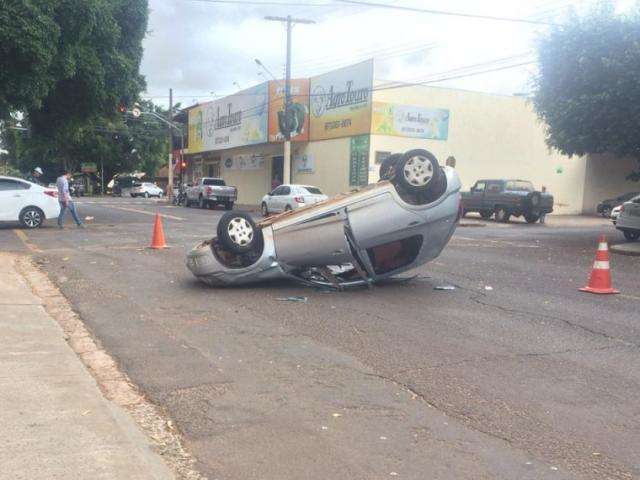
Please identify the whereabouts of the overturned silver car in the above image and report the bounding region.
[187,149,462,289]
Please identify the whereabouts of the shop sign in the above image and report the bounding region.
[224,153,265,170]
[268,79,310,143]
[372,102,449,140]
[294,153,315,174]
[80,162,97,173]
[188,83,269,154]
[310,60,373,140]
[349,135,370,186]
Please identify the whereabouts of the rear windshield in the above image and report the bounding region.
[505,181,534,192]
[302,186,323,195]
[203,178,225,186]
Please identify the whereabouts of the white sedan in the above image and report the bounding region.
[616,194,640,241]
[261,184,328,216]
[0,176,60,228]
[131,182,164,198]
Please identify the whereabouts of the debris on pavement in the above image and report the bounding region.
[484,285,494,291]
[434,285,456,291]
[276,296,308,303]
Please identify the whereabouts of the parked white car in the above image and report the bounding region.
[261,184,328,216]
[0,176,60,228]
[610,205,622,224]
[131,182,164,198]
[615,194,640,241]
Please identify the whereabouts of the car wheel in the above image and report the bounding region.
[526,192,542,209]
[495,207,510,223]
[379,153,403,181]
[199,196,205,209]
[623,230,640,241]
[395,149,443,196]
[130,193,136,197]
[261,202,269,216]
[217,212,262,254]
[601,207,611,218]
[225,201,234,211]
[284,205,292,212]
[479,210,493,219]
[524,213,540,224]
[19,207,44,229]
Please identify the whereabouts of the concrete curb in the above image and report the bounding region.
[610,243,640,256]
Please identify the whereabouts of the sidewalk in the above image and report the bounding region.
[0,253,174,480]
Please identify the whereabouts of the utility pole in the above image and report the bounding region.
[265,15,315,184]
[167,88,174,200]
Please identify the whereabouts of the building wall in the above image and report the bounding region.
[371,85,588,214]
[582,154,640,213]
[291,138,352,197]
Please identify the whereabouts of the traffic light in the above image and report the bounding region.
[181,161,187,169]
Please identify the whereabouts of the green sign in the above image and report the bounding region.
[81,162,97,173]
[349,135,370,187]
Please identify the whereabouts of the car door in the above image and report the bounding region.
[278,186,292,211]
[484,181,504,211]
[624,197,640,227]
[467,181,486,210]
[267,186,284,212]
[0,179,31,220]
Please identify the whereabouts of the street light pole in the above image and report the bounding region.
[265,15,315,184]
[167,88,174,200]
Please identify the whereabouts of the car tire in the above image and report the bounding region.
[601,207,611,218]
[379,153,403,181]
[524,213,540,224]
[526,192,542,209]
[217,212,262,254]
[19,207,44,229]
[130,193,136,198]
[623,230,640,241]
[261,202,269,216]
[285,205,292,212]
[480,210,493,219]
[495,207,510,223]
[395,149,443,196]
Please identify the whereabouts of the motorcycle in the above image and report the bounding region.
[173,185,187,206]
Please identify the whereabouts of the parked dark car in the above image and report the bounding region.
[597,192,639,217]
[461,179,554,223]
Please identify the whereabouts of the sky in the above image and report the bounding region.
[139,0,633,107]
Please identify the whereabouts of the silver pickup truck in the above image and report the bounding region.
[186,177,238,210]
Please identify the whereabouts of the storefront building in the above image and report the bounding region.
[181,60,638,214]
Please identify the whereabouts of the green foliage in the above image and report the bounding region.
[0,0,152,181]
[533,2,640,180]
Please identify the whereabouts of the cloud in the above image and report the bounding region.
[139,0,604,106]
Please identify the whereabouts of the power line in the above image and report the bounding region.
[335,0,561,26]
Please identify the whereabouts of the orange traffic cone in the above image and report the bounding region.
[579,234,619,294]
[149,213,168,249]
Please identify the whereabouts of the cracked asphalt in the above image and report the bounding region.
[1,196,639,480]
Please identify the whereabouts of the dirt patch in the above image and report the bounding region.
[16,255,207,480]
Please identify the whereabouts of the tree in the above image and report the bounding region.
[533,2,640,180]
[1,0,148,171]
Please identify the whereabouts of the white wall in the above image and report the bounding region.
[582,154,640,213]
[292,138,352,197]
[371,85,587,214]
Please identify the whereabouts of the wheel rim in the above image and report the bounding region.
[403,155,434,186]
[23,210,41,227]
[227,218,254,246]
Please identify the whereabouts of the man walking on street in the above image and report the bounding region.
[56,170,85,229]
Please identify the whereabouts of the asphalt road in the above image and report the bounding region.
[1,197,639,480]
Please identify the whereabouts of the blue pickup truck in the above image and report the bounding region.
[461,179,554,223]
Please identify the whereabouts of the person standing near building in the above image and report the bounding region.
[539,185,548,224]
[56,170,85,229]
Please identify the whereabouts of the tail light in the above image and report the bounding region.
[620,204,625,213]
[44,190,58,199]
[294,196,305,204]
